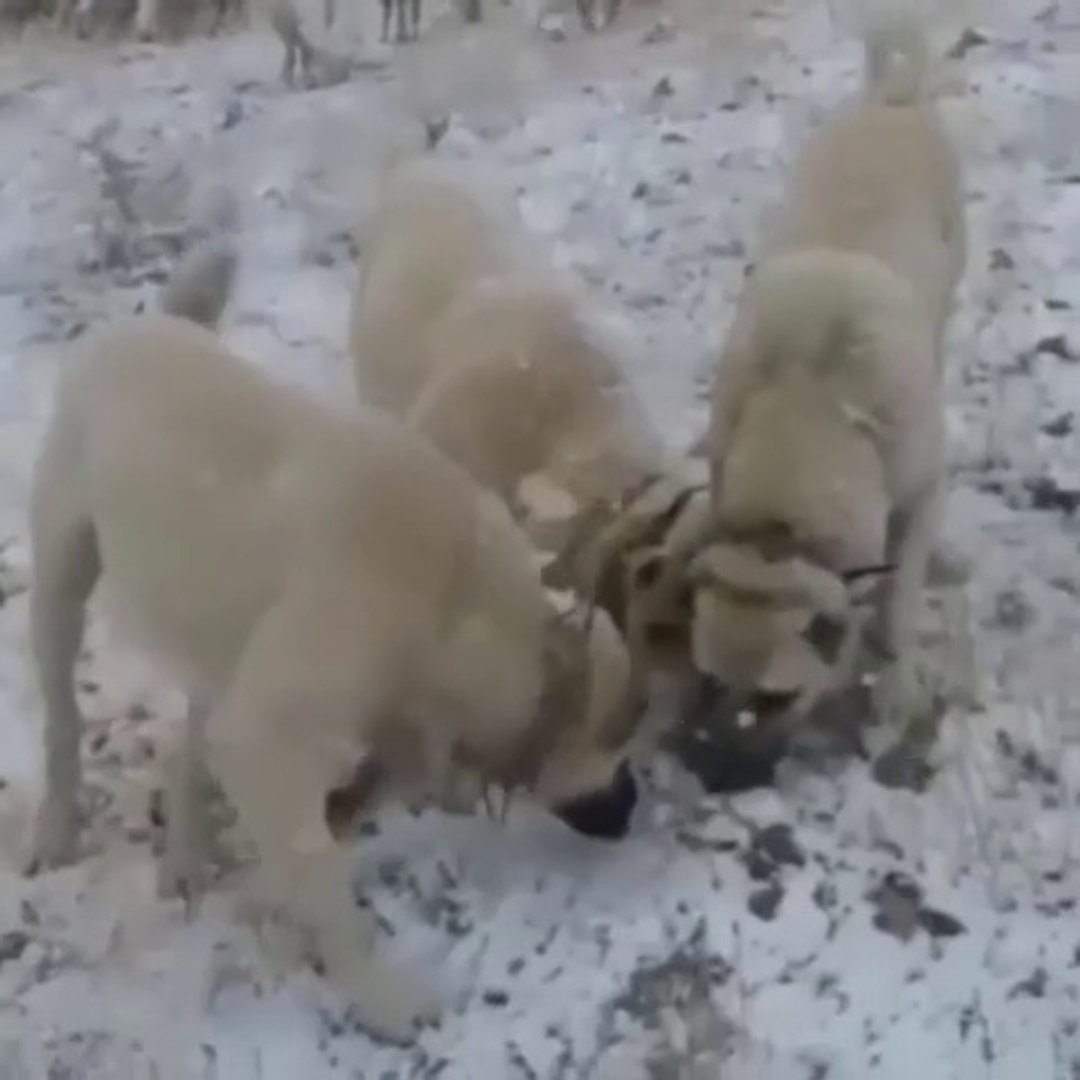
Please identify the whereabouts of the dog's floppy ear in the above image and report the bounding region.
[539,597,595,731]
[622,544,696,667]
[688,541,850,615]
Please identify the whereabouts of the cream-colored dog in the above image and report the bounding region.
[694,4,967,742]
[26,248,641,1043]
[350,155,710,687]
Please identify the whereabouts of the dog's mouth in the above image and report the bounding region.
[742,687,801,724]
[664,674,797,794]
[551,760,638,840]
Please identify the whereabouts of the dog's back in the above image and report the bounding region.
[761,6,965,335]
[350,158,536,416]
[715,248,940,564]
[351,155,669,541]
[407,276,661,508]
[48,311,498,688]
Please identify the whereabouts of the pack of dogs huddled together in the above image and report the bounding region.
[22,1,976,1045]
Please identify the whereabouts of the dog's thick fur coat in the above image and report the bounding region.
[350,157,664,516]
[697,5,967,734]
[350,156,708,684]
[26,250,639,1042]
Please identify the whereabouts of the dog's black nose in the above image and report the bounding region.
[667,673,790,794]
[552,761,638,841]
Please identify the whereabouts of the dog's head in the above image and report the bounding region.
[527,597,645,841]
[538,475,712,679]
[688,533,892,728]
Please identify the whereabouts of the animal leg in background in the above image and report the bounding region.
[270,0,314,87]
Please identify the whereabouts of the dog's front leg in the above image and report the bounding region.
[872,481,944,735]
[211,732,435,1043]
[157,694,212,916]
[205,599,437,1043]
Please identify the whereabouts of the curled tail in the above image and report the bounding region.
[859,4,932,107]
[158,237,238,331]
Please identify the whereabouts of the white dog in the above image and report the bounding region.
[350,155,711,687]
[26,247,641,1043]
[694,3,967,755]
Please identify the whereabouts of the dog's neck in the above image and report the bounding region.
[716,518,878,580]
[451,626,585,795]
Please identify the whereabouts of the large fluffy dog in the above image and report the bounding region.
[695,5,967,762]
[350,156,710,686]
[26,247,641,1042]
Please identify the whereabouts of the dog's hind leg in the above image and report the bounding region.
[25,422,101,874]
[157,694,213,916]
[872,480,944,736]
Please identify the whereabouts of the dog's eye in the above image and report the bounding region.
[632,554,665,590]
[802,613,847,665]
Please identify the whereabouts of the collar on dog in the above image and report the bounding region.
[708,519,894,586]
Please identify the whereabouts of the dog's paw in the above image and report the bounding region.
[927,540,972,588]
[156,851,209,917]
[337,960,441,1046]
[24,801,81,876]
[869,660,922,734]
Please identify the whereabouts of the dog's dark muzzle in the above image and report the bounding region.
[552,761,638,840]
[665,675,801,794]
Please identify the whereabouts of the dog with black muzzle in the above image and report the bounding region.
[350,154,712,701]
[25,246,643,1045]
[692,3,968,787]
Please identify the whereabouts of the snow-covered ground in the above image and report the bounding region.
[0,0,1079,1075]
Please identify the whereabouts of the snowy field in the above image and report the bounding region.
[0,0,1079,1075]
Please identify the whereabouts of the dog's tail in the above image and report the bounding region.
[859,3,932,107]
[158,237,238,331]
